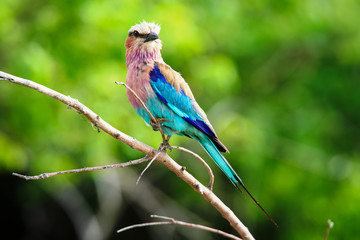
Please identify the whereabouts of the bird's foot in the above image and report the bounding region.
[150,117,167,131]
[159,135,172,152]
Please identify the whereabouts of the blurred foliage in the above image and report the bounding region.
[1,0,360,239]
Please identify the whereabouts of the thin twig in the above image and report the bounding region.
[12,157,150,180]
[323,219,334,240]
[1,71,255,240]
[136,151,161,184]
[172,146,214,191]
[117,214,242,240]
[115,81,166,141]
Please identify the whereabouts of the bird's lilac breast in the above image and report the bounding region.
[126,64,155,109]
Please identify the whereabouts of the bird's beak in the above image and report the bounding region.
[143,32,159,42]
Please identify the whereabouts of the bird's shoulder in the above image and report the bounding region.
[153,61,195,100]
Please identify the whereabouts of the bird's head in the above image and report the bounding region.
[125,21,162,54]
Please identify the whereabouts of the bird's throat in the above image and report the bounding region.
[126,47,162,68]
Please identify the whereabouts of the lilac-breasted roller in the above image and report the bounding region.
[125,21,275,225]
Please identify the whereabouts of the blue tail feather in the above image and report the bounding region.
[200,137,242,186]
[200,137,278,227]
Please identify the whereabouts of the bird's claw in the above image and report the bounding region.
[159,135,171,152]
[150,118,166,131]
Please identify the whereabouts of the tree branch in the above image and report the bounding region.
[171,146,214,190]
[12,157,150,180]
[118,215,242,240]
[136,150,161,184]
[0,71,255,240]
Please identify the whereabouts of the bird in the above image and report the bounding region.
[124,21,276,226]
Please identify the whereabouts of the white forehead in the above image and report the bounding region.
[128,21,161,35]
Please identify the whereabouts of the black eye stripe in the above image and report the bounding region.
[128,30,138,37]
[129,30,145,38]
[129,31,153,39]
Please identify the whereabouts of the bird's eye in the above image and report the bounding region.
[130,30,139,37]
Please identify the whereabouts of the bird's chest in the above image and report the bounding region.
[126,64,155,109]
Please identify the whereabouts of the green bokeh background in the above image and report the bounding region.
[1,0,359,239]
